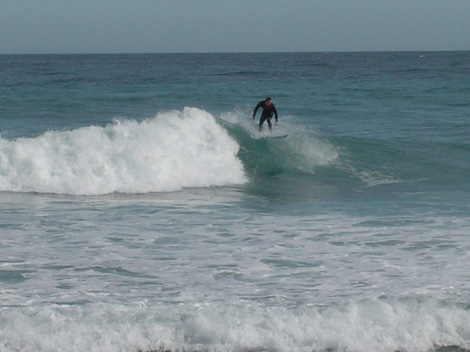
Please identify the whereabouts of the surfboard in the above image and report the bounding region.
[260,134,288,139]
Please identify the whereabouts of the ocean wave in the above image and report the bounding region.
[330,136,470,188]
[220,111,339,177]
[1,298,469,352]
[0,108,247,195]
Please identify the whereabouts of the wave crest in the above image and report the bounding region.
[0,108,247,195]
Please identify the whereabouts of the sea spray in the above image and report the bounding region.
[0,108,247,195]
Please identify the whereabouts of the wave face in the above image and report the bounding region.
[222,108,470,197]
[221,111,339,177]
[0,108,247,195]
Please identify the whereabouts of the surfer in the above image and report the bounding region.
[252,97,278,132]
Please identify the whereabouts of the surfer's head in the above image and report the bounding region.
[265,97,272,106]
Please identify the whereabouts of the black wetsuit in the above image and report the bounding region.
[253,100,278,131]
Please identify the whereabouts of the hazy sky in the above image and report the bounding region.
[1,0,470,54]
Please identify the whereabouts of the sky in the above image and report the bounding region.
[1,0,470,54]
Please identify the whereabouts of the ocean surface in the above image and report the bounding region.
[0,52,469,352]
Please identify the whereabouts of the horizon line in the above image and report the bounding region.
[1,49,470,56]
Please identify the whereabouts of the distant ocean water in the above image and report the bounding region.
[0,52,469,352]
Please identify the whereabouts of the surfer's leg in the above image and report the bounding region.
[267,117,272,132]
[259,116,266,131]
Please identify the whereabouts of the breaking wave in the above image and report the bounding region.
[0,108,247,195]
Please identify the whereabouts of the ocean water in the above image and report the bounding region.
[0,52,469,352]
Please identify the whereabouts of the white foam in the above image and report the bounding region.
[0,108,247,195]
[282,131,339,172]
[1,299,470,352]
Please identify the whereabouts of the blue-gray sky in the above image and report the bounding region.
[1,0,470,54]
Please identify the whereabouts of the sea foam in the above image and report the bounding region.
[0,108,247,195]
[1,299,470,352]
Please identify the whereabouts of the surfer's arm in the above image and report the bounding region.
[253,102,262,119]
[273,105,279,123]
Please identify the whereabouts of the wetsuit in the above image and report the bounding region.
[253,100,278,131]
